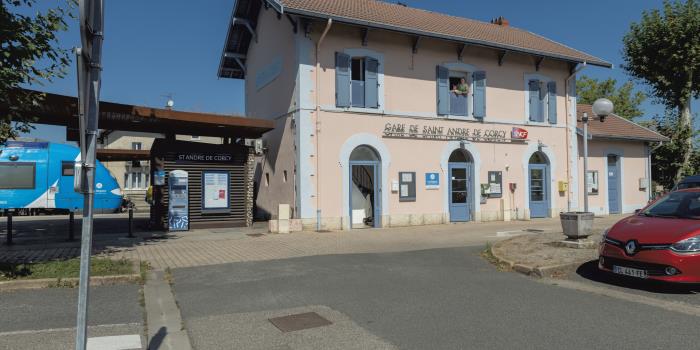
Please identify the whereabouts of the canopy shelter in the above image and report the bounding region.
[1,90,274,140]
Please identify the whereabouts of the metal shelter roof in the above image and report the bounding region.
[1,90,274,139]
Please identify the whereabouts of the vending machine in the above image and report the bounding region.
[168,170,189,231]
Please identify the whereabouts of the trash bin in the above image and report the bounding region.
[559,212,594,239]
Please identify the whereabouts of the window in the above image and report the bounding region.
[191,136,200,140]
[336,52,378,109]
[265,172,270,186]
[61,161,75,176]
[124,171,148,189]
[528,79,557,124]
[0,163,36,189]
[132,142,142,150]
[437,66,486,118]
[283,170,288,183]
[587,171,599,195]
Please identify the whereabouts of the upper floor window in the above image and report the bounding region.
[527,78,557,124]
[336,52,378,109]
[437,65,486,118]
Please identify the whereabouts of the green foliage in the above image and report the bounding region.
[0,0,75,143]
[0,257,134,281]
[646,111,700,189]
[576,76,646,120]
[622,0,700,109]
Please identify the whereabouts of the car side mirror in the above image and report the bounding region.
[634,209,641,214]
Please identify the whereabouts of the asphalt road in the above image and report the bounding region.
[172,246,700,350]
[0,285,144,350]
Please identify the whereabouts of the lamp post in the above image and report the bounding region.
[582,98,614,213]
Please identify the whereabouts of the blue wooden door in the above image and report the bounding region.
[449,163,471,222]
[529,164,549,218]
[607,155,621,214]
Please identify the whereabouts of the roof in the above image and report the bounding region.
[1,90,274,139]
[219,0,611,78]
[576,104,668,142]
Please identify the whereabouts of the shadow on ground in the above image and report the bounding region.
[576,260,700,295]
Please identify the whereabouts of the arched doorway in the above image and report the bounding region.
[349,145,381,228]
[448,149,473,222]
[607,154,621,214]
[528,151,550,218]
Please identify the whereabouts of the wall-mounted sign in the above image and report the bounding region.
[399,171,416,202]
[176,153,233,163]
[153,170,165,186]
[487,171,503,198]
[511,127,529,140]
[425,172,440,189]
[202,171,230,212]
[382,123,527,143]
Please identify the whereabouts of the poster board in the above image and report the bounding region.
[487,171,503,198]
[399,171,416,202]
[202,170,230,213]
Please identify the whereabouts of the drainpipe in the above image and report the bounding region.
[315,18,332,231]
[564,62,587,211]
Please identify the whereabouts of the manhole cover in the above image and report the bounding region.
[269,312,332,332]
[246,233,265,237]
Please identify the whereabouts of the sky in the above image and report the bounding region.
[22,0,698,141]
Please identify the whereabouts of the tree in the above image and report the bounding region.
[622,0,700,183]
[0,0,75,143]
[645,112,697,189]
[576,76,646,120]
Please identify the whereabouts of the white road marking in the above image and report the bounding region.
[0,323,140,337]
[87,334,142,350]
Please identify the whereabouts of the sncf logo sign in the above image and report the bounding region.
[511,127,529,140]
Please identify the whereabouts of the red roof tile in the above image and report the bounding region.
[280,0,610,67]
[576,104,668,142]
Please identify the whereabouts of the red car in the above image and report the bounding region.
[599,189,700,284]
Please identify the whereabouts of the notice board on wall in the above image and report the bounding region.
[399,171,416,202]
[487,171,503,198]
[202,170,230,213]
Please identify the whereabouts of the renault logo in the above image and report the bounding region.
[625,240,638,256]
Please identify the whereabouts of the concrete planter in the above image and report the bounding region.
[559,212,594,239]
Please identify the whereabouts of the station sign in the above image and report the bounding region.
[382,123,528,143]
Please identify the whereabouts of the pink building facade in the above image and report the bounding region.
[218,0,667,230]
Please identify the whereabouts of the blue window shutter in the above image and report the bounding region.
[547,81,557,124]
[528,80,540,122]
[364,57,379,109]
[473,71,486,119]
[436,65,449,115]
[335,52,351,108]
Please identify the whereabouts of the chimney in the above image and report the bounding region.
[490,16,510,27]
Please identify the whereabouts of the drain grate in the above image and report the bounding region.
[525,229,545,233]
[246,233,265,237]
[269,312,332,332]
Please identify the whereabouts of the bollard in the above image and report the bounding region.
[127,206,134,238]
[68,211,75,241]
[6,210,12,246]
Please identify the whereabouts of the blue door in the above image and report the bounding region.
[529,164,549,218]
[448,163,471,222]
[349,162,380,228]
[607,155,621,214]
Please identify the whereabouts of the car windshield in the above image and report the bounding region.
[641,191,700,219]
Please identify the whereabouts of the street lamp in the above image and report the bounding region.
[583,98,614,213]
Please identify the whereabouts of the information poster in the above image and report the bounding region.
[425,173,440,190]
[203,171,229,210]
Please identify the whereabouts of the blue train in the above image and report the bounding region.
[0,141,123,214]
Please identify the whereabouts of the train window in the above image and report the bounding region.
[0,162,36,189]
[62,161,75,176]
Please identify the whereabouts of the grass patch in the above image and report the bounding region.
[480,243,511,272]
[0,257,134,281]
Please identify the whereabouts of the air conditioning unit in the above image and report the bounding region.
[639,178,649,190]
[245,138,265,155]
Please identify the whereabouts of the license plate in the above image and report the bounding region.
[612,265,648,279]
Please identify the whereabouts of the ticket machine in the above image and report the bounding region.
[168,170,189,231]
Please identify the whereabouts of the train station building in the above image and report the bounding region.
[217,0,668,230]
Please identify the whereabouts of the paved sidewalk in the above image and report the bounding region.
[2,215,627,270]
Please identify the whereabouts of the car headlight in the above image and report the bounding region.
[671,236,700,253]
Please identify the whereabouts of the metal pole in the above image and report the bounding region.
[128,206,134,238]
[69,211,75,241]
[75,1,104,349]
[5,210,12,246]
[582,112,589,213]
